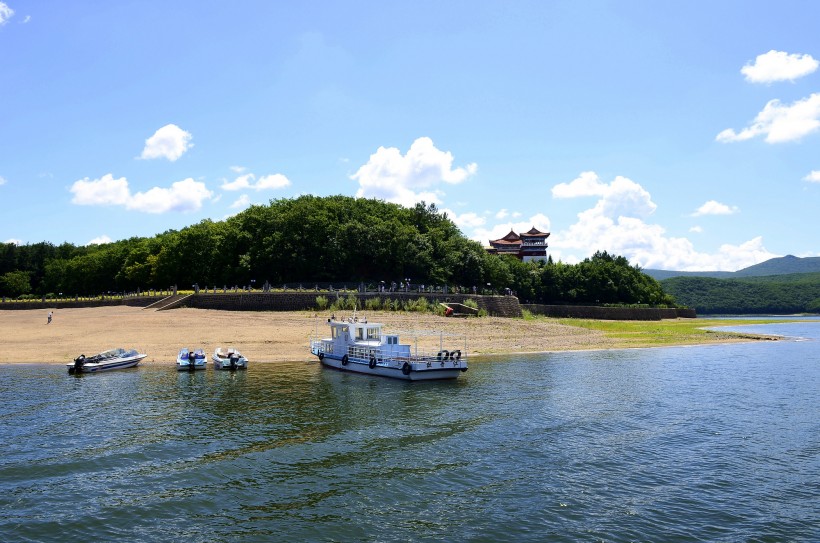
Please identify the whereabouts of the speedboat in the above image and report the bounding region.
[67,348,147,374]
[176,348,207,371]
[212,347,248,370]
[309,315,467,381]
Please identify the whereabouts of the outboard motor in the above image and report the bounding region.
[229,354,239,370]
[187,350,196,371]
[69,354,86,375]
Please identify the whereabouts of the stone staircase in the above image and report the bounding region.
[143,294,192,311]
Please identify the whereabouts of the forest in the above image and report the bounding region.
[0,195,674,308]
[661,273,820,314]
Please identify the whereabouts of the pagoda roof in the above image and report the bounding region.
[489,230,521,244]
[519,226,550,238]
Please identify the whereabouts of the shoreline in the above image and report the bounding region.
[0,305,779,365]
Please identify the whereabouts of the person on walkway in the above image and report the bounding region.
[47,311,53,324]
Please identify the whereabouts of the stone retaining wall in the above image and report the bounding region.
[522,304,696,320]
[0,297,161,310]
[177,292,524,318]
[1,293,692,320]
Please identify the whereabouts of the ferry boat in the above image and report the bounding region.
[309,316,467,380]
[212,347,248,370]
[67,348,147,374]
[176,348,207,371]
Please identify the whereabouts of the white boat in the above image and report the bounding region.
[176,348,207,371]
[309,316,468,381]
[67,348,147,374]
[212,347,248,370]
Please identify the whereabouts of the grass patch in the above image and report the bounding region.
[554,317,796,348]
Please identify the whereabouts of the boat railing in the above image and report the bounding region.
[346,345,466,366]
[310,338,467,368]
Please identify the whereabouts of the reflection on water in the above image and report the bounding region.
[1,323,819,542]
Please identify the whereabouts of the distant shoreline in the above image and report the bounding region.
[0,306,781,365]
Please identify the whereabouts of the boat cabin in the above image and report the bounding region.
[323,318,411,359]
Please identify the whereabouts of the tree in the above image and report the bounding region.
[0,270,32,297]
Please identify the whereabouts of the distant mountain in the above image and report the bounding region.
[733,255,820,277]
[645,255,820,281]
[644,269,733,280]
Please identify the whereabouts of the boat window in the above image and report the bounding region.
[332,325,349,340]
[366,327,380,340]
[356,327,364,340]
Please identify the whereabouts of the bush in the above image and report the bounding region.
[344,294,359,310]
[406,297,429,312]
[464,298,479,309]
[315,295,328,310]
[365,297,382,310]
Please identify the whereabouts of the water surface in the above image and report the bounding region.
[1,322,818,542]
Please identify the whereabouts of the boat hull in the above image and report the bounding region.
[212,356,248,370]
[176,348,207,371]
[176,360,207,371]
[317,353,465,381]
[66,354,146,374]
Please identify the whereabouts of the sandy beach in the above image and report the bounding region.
[0,305,623,364]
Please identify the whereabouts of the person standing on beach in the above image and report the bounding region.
[47,311,53,324]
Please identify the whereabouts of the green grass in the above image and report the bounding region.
[554,317,811,348]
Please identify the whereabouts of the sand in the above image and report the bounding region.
[0,305,617,364]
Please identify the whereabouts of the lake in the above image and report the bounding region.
[1,321,818,542]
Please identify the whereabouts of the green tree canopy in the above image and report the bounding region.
[2,196,674,307]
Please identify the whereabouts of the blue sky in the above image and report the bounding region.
[1,1,819,271]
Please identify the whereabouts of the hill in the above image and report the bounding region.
[661,271,820,314]
[1,196,673,308]
[645,255,820,280]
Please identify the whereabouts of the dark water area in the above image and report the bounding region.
[1,322,819,542]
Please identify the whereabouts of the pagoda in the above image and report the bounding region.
[487,227,549,262]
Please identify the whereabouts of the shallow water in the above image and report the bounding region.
[1,322,818,542]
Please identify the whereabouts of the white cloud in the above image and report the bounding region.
[4,238,22,245]
[221,174,254,191]
[351,137,478,206]
[22,14,30,23]
[803,170,820,183]
[0,2,13,25]
[256,174,291,190]
[551,171,608,198]
[221,172,291,191]
[139,124,193,161]
[230,165,246,173]
[692,200,739,217]
[70,173,213,213]
[716,93,820,143]
[495,209,509,219]
[547,174,771,270]
[128,178,213,213]
[229,194,251,209]
[87,235,112,245]
[741,50,819,83]
[463,172,774,271]
[553,172,657,219]
[0,175,7,185]
[70,174,130,205]
[689,226,703,233]
[442,208,486,229]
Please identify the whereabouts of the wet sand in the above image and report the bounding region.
[1,305,615,364]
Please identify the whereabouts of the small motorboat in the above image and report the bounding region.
[212,347,248,370]
[67,348,147,374]
[176,348,207,371]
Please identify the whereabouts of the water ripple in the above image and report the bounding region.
[2,327,820,542]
